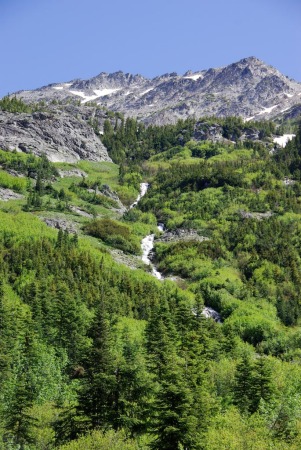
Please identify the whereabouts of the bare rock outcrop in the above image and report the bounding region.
[0,188,24,201]
[0,106,111,163]
[156,228,209,243]
[42,217,78,233]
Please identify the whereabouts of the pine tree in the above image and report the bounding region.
[77,300,116,429]
[150,355,195,450]
[0,280,9,376]
[4,330,38,449]
[233,353,254,414]
[250,356,274,413]
[147,299,197,449]
[112,328,153,436]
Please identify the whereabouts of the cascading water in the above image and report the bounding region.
[202,307,221,323]
[132,183,221,322]
[141,233,163,280]
[129,182,149,209]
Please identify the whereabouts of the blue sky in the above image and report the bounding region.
[0,0,300,97]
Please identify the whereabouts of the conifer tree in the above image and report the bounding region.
[77,300,116,429]
[233,353,254,414]
[109,328,153,435]
[250,356,274,413]
[147,299,198,449]
[4,330,38,449]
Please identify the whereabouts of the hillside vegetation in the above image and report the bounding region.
[0,116,301,449]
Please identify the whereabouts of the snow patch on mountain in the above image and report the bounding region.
[273,134,295,147]
[244,116,255,122]
[69,88,121,103]
[94,88,121,97]
[140,88,153,96]
[183,73,203,81]
[256,104,279,115]
[52,83,73,91]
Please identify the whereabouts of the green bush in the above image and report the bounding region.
[0,169,28,192]
[83,218,140,254]
[58,429,141,450]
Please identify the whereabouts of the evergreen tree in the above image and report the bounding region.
[233,353,254,414]
[4,330,38,449]
[150,355,195,450]
[147,299,197,449]
[250,356,274,413]
[77,300,116,429]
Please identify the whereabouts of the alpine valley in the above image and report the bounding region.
[1,56,301,449]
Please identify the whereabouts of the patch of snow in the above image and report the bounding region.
[53,83,72,91]
[281,107,290,113]
[273,134,295,148]
[69,88,120,104]
[93,88,121,97]
[256,104,279,116]
[69,90,90,99]
[285,93,294,98]
[244,116,255,122]
[140,88,153,96]
[183,73,203,81]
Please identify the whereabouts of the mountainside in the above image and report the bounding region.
[0,104,111,163]
[14,57,301,125]
[2,54,301,447]
[1,112,301,448]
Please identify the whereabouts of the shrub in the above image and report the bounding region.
[83,219,140,254]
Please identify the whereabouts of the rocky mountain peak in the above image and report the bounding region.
[6,57,301,126]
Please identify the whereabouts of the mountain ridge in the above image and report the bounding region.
[11,56,301,125]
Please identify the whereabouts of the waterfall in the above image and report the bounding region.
[131,183,221,321]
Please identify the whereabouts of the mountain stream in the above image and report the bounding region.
[131,183,221,322]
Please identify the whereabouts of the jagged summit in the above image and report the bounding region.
[10,57,301,124]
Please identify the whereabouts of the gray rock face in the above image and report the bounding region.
[193,122,224,142]
[0,188,24,201]
[278,104,301,121]
[192,121,264,143]
[42,217,78,233]
[12,57,301,125]
[100,184,126,213]
[239,210,273,220]
[0,105,111,163]
[156,228,209,243]
[58,169,88,178]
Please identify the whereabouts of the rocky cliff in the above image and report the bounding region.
[0,104,111,163]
